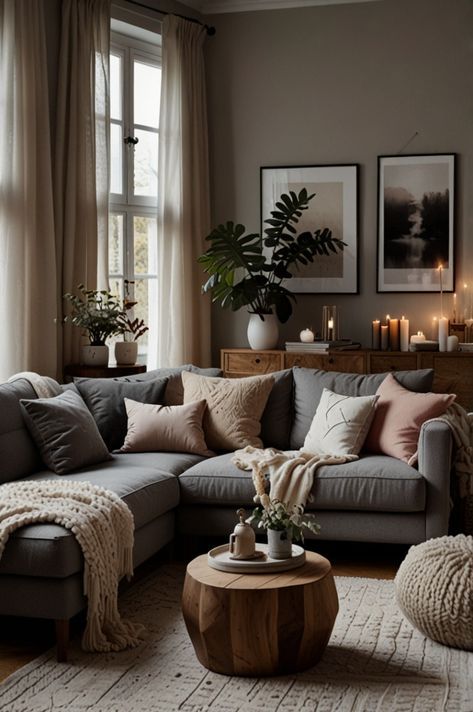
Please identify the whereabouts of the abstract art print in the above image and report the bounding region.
[261,164,358,294]
[377,154,455,292]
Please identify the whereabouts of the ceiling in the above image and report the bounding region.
[181,0,381,14]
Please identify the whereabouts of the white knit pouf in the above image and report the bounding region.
[394,535,473,650]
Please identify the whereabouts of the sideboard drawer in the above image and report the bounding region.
[222,350,284,376]
[369,354,419,373]
[284,352,366,373]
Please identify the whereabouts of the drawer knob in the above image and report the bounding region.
[255,358,261,364]
[328,357,334,365]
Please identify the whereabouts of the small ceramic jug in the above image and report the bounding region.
[229,508,256,559]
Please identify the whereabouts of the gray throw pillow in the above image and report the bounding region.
[75,377,168,451]
[260,369,294,450]
[113,365,222,406]
[20,390,111,475]
[290,367,435,449]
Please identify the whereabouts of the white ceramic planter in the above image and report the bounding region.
[115,341,138,365]
[81,344,109,366]
[267,528,292,560]
[247,313,279,350]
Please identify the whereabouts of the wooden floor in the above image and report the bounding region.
[0,540,407,684]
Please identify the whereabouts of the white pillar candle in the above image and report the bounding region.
[410,331,426,345]
[431,316,438,341]
[438,317,449,352]
[447,335,459,352]
[389,318,400,351]
[400,316,409,352]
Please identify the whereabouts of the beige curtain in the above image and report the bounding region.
[156,15,211,368]
[55,0,111,369]
[0,0,58,381]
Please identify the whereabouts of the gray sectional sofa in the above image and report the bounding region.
[0,364,454,660]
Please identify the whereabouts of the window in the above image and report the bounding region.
[109,30,161,366]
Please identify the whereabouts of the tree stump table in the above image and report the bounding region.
[182,551,338,676]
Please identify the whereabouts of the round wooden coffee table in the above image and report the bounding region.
[182,550,338,676]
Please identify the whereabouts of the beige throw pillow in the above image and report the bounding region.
[303,388,379,457]
[121,398,213,456]
[181,371,274,451]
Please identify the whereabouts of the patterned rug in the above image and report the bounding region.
[0,564,472,711]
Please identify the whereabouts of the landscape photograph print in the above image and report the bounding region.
[377,154,455,292]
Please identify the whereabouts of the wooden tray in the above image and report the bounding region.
[207,543,306,573]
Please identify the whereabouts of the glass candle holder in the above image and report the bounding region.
[322,306,339,341]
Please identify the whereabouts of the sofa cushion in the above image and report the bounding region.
[121,398,213,457]
[303,389,378,456]
[114,451,205,476]
[115,365,222,406]
[75,378,168,451]
[260,369,293,450]
[178,452,425,513]
[290,367,435,449]
[0,379,43,483]
[364,373,456,464]
[0,458,180,579]
[20,390,111,474]
[182,371,274,450]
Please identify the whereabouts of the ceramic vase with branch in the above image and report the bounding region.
[115,280,149,365]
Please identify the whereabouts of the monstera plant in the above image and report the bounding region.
[198,189,345,349]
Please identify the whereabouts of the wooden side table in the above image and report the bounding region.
[63,364,146,381]
[182,550,338,676]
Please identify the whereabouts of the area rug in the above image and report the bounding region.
[1,565,472,712]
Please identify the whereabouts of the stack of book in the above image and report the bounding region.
[285,340,361,353]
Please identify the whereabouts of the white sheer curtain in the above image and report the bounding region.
[156,15,211,368]
[55,0,111,369]
[0,0,58,381]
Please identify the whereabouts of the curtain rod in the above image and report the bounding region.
[126,0,216,35]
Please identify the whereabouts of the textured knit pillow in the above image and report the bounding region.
[303,388,378,457]
[181,371,274,451]
[75,378,168,451]
[364,372,456,464]
[121,398,214,456]
[20,390,111,474]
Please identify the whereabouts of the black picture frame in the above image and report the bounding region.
[377,154,455,293]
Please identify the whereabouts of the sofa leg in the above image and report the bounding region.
[55,618,69,662]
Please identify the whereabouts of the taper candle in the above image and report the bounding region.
[438,264,444,317]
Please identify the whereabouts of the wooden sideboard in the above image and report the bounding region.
[220,348,473,411]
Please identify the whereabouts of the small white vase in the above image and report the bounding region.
[115,341,138,366]
[81,344,109,367]
[247,312,279,350]
[267,528,292,559]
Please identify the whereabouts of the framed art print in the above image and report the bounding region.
[377,154,455,292]
[261,164,358,294]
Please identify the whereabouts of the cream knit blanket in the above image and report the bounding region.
[0,480,145,652]
[434,403,473,498]
[232,446,357,511]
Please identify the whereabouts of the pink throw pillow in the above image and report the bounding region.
[121,398,214,456]
[364,373,455,464]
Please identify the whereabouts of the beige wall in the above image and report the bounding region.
[205,0,473,365]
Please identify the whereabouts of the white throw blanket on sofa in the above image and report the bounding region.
[0,480,145,652]
[232,446,357,511]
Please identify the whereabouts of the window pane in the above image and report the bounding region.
[134,216,157,274]
[109,277,123,301]
[134,278,154,351]
[109,214,124,275]
[134,61,161,128]
[110,54,122,121]
[133,129,158,197]
[111,123,123,194]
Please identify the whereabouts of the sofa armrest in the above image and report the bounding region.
[417,420,453,539]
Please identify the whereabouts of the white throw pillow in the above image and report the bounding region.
[303,388,378,457]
